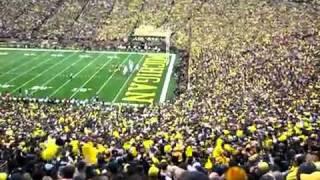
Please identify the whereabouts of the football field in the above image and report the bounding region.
[0,48,177,104]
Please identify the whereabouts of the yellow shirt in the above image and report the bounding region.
[286,166,298,180]
[300,171,320,180]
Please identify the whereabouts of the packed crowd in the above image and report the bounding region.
[1,0,320,180]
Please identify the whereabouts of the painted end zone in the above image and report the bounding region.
[121,54,175,104]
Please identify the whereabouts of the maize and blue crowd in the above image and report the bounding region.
[0,0,320,180]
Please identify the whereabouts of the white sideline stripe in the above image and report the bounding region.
[0,47,175,56]
[111,55,145,103]
[48,54,104,97]
[159,54,176,103]
[11,53,77,93]
[96,54,132,95]
[3,54,55,84]
[30,53,83,95]
[0,52,48,78]
[69,57,113,99]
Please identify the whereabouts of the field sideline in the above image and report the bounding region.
[0,48,177,104]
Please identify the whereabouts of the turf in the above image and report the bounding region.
[0,48,177,105]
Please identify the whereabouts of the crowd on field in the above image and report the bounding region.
[0,0,320,180]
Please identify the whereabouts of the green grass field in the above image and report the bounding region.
[0,48,177,104]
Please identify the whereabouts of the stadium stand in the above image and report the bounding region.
[0,0,320,180]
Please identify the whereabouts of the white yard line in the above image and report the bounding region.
[48,54,103,97]
[96,54,133,95]
[11,53,77,93]
[0,53,25,70]
[3,54,55,84]
[0,47,175,56]
[111,55,145,103]
[69,57,114,99]
[159,54,176,103]
[29,54,84,95]
[0,52,48,78]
